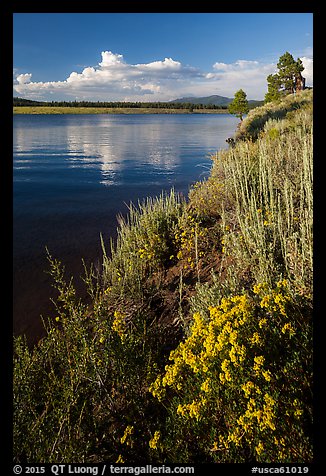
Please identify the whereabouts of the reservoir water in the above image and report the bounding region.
[13,113,238,343]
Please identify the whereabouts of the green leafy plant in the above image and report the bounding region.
[149,280,312,463]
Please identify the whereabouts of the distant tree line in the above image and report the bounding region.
[13,97,228,110]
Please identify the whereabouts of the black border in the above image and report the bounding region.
[4,1,321,473]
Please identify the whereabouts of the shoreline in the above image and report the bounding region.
[13,106,229,115]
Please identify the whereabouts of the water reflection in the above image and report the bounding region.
[64,118,186,186]
[13,113,238,343]
[14,114,238,187]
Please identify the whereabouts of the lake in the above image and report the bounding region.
[13,113,238,343]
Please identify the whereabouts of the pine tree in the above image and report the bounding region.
[228,89,249,121]
[265,74,281,104]
[264,52,305,103]
[277,52,304,94]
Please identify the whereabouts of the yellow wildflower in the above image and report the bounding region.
[225,370,232,382]
[200,379,211,393]
[247,398,256,412]
[250,332,261,345]
[229,346,237,363]
[294,409,303,418]
[261,410,276,431]
[210,441,220,452]
[255,441,264,456]
[258,318,267,328]
[235,343,246,362]
[223,321,233,335]
[274,293,285,304]
[188,400,202,420]
[252,283,267,294]
[253,355,265,372]
[264,393,276,407]
[242,381,255,398]
[177,404,186,417]
[229,330,238,345]
[220,297,231,313]
[262,370,272,382]
[149,431,161,450]
[237,414,251,432]
[120,425,134,446]
[149,377,166,401]
[203,333,216,357]
[221,359,229,372]
[112,310,126,341]
[260,295,272,308]
[281,322,296,337]
[277,279,288,289]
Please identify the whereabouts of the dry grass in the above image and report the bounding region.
[13,106,227,115]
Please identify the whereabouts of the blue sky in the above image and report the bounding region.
[13,13,313,101]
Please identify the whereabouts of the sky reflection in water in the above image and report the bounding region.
[13,113,238,341]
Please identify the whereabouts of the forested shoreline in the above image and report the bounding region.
[13,97,228,110]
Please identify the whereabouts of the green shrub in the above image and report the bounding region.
[13,253,176,463]
[101,189,184,298]
[149,280,312,463]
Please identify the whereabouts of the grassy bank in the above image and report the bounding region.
[13,106,228,115]
[13,90,313,464]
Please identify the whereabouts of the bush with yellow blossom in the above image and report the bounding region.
[149,279,312,463]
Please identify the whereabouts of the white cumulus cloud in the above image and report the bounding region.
[212,59,259,72]
[137,57,182,71]
[16,73,32,84]
[300,56,313,86]
[203,59,277,98]
[99,51,125,67]
[13,50,313,102]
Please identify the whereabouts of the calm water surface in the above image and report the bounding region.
[13,113,237,342]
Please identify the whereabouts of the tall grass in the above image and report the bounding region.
[101,190,185,299]
[230,108,311,291]
[190,91,313,296]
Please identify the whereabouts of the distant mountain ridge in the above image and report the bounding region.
[170,94,263,108]
[169,95,231,106]
[13,97,44,106]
